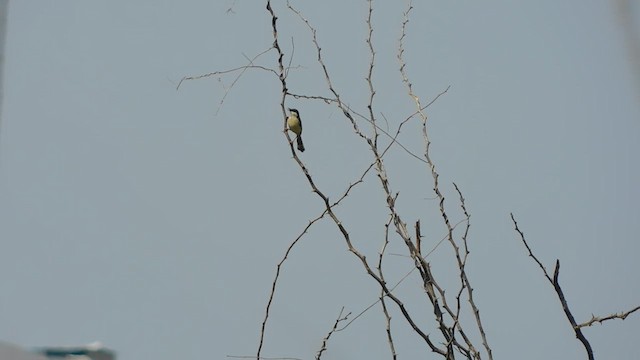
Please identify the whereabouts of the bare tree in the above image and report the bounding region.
[254,1,491,359]
[179,1,639,359]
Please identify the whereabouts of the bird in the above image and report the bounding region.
[287,108,305,152]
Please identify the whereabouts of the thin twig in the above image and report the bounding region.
[316,308,350,360]
[378,214,398,360]
[176,63,276,91]
[365,0,379,148]
[337,217,469,332]
[178,47,276,116]
[577,306,640,328]
[454,183,491,360]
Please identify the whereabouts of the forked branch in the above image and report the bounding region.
[513,214,640,359]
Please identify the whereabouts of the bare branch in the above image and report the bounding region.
[454,183,492,360]
[365,0,379,148]
[378,215,398,360]
[577,306,640,328]
[552,261,595,360]
[396,3,483,359]
[510,213,594,360]
[257,2,291,358]
[177,47,276,115]
[336,217,469,333]
[286,2,367,142]
[256,118,379,360]
[344,104,428,164]
[511,213,640,356]
[289,1,447,164]
[316,308,351,360]
[176,63,276,90]
[286,92,337,103]
[510,213,553,282]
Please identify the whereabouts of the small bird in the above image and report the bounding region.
[287,108,305,152]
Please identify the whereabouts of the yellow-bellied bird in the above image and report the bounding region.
[287,108,305,152]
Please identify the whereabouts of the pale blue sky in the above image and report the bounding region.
[1,1,639,360]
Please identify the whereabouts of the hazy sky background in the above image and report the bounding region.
[1,1,639,360]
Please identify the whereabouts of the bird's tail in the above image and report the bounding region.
[296,136,305,152]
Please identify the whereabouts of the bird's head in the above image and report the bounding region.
[288,108,299,116]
